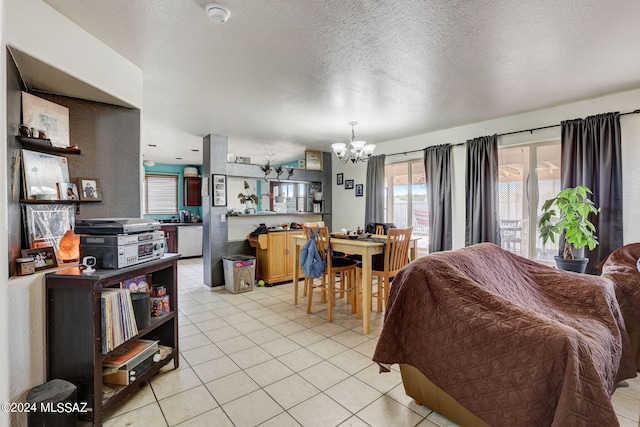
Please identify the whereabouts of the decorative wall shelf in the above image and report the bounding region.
[16,136,81,155]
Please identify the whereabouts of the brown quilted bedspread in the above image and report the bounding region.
[599,243,640,323]
[373,243,637,426]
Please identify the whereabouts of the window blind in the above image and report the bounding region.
[144,174,178,214]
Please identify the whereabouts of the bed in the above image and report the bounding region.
[373,243,637,426]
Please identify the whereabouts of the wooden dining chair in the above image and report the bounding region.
[358,227,413,312]
[302,225,358,322]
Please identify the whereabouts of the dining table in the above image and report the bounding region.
[291,233,419,335]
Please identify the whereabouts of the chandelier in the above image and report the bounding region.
[331,121,375,163]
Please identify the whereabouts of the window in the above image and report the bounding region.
[498,141,561,261]
[385,160,428,251]
[144,174,178,215]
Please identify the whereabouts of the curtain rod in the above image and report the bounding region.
[386,108,640,157]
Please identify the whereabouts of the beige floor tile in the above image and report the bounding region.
[354,363,403,394]
[311,321,348,337]
[104,382,157,419]
[306,338,350,359]
[325,376,382,413]
[150,366,203,400]
[205,370,260,405]
[611,392,640,422]
[351,339,379,358]
[288,329,326,347]
[195,317,229,332]
[181,343,224,366]
[234,318,269,334]
[216,335,256,354]
[225,312,256,325]
[179,333,213,352]
[271,320,308,335]
[191,355,240,383]
[424,409,462,426]
[158,385,218,426]
[331,330,371,348]
[103,402,168,427]
[174,407,234,426]
[235,301,265,311]
[256,296,283,307]
[214,305,244,317]
[288,393,351,427]
[204,325,242,342]
[280,308,310,320]
[187,309,219,323]
[231,345,274,369]
[179,304,212,316]
[261,336,302,357]
[258,313,291,326]
[328,349,374,375]
[337,416,371,427]
[295,314,330,328]
[245,327,284,345]
[357,395,425,427]
[299,361,350,391]
[277,348,324,372]
[264,374,321,409]
[244,358,295,387]
[258,411,302,427]
[222,389,284,427]
[179,324,201,339]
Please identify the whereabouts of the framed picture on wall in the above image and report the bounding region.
[22,92,70,148]
[344,179,354,189]
[337,173,344,185]
[213,174,227,207]
[355,184,363,197]
[76,178,102,201]
[22,149,69,200]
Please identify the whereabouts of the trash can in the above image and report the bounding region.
[26,379,77,426]
[222,255,256,293]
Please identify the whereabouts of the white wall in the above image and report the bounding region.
[332,88,640,247]
[0,1,142,425]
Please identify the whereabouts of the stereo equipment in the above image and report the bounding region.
[80,231,165,269]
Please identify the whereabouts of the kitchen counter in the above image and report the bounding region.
[227,212,330,217]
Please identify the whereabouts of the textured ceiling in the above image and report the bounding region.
[42,0,640,165]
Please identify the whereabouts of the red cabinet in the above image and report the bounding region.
[184,177,201,206]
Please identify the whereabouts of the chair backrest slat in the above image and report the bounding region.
[384,227,413,274]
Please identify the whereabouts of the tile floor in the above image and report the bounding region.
[103,257,640,427]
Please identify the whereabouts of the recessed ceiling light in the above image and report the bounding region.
[143,160,156,167]
[148,144,157,147]
[191,149,200,152]
[175,157,183,160]
[205,3,230,23]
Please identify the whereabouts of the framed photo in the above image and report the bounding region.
[21,247,58,271]
[355,184,363,197]
[22,92,70,148]
[213,174,227,207]
[22,149,70,200]
[297,159,306,169]
[305,150,323,171]
[57,182,79,200]
[345,179,354,189]
[76,178,102,201]
[337,173,344,185]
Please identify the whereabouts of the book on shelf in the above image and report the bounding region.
[101,288,138,354]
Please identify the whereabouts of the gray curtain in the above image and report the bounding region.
[365,154,386,225]
[561,112,622,274]
[465,134,500,246]
[424,144,452,252]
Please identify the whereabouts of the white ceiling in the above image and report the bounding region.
[42,0,640,165]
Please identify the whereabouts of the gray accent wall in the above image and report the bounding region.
[202,135,331,287]
[6,53,141,276]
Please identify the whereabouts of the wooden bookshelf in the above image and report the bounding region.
[45,255,179,425]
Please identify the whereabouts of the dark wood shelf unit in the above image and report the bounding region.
[20,199,100,204]
[45,255,180,426]
[16,136,82,155]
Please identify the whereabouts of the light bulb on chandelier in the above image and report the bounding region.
[332,121,375,163]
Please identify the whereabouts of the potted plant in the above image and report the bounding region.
[538,186,600,273]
